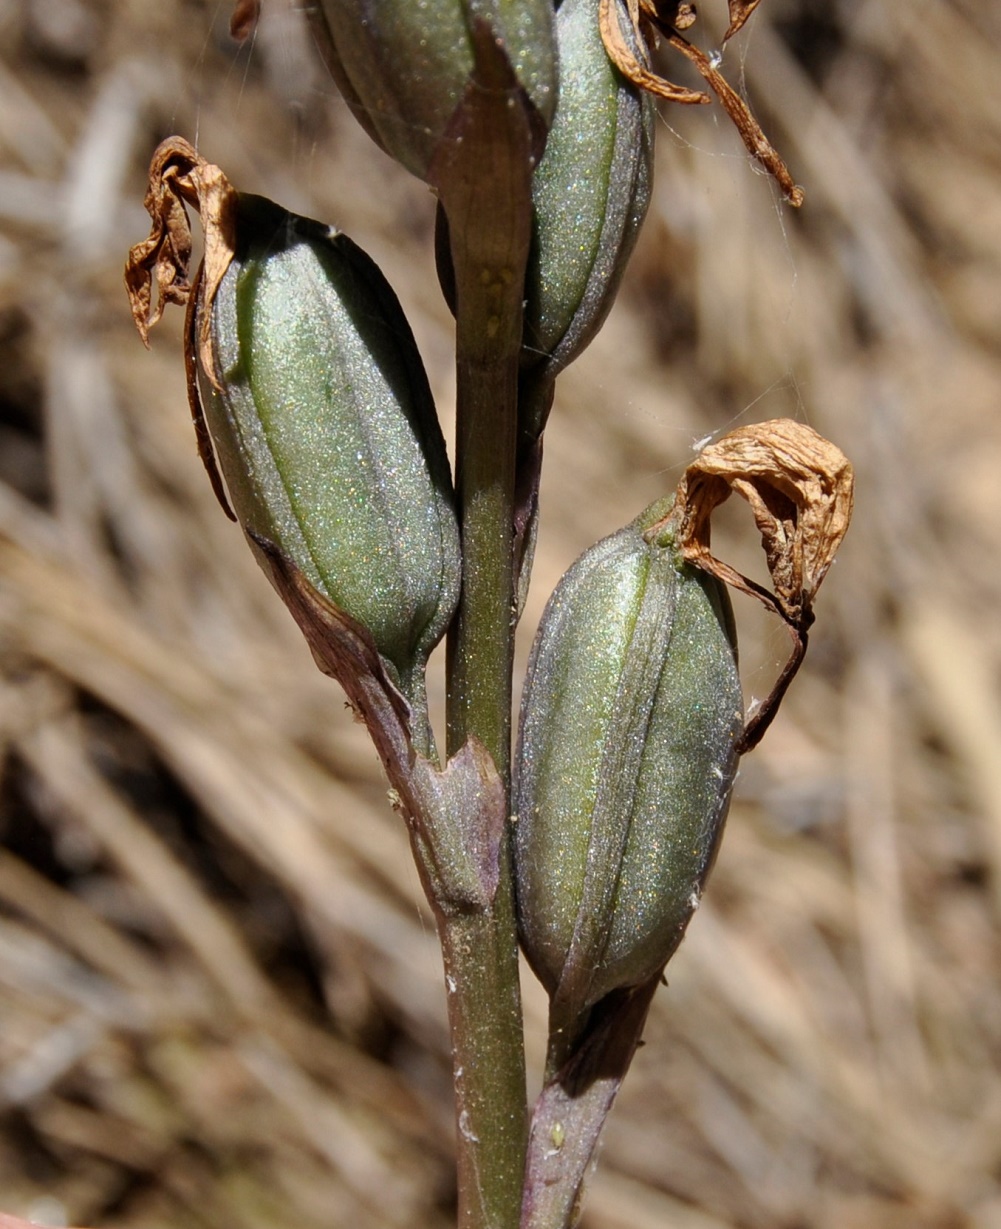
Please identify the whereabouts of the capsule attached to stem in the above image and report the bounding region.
[514,499,743,1022]
[197,193,461,698]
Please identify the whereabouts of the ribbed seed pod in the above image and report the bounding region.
[514,499,743,1011]
[198,193,461,689]
[520,0,655,436]
[314,0,557,183]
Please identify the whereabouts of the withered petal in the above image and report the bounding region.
[599,0,710,105]
[124,136,238,385]
[668,419,853,750]
[230,0,260,44]
[674,418,853,626]
[725,0,763,41]
[596,0,803,205]
[664,30,804,205]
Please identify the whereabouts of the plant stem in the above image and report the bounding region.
[438,902,526,1229]
[447,336,519,771]
[521,980,660,1229]
[428,23,539,1225]
[441,242,527,1229]
[442,381,526,1229]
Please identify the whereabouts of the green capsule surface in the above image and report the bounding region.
[520,0,654,428]
[316,0,557,182]
[199,194,461,683]
[514,499,742,1009]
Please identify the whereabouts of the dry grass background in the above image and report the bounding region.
[1,0,1000,1225]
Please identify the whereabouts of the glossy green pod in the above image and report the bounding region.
[198,194,461,688]
[314,0,558,183]
[520,0,655,436]
[514,498,743,1011]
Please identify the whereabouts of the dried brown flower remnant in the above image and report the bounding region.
[666,30,804,206]
[125,136,239,515]
[725,0,762,40]
[124,136,238,386]
[667,419,854,750]
[676,3,697,31]
[598,0,804,205]
[230,0,260,43]
[599,0,709,105]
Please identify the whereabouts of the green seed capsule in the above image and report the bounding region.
[198,193,461,688]
[514,499,742,1012]
[520,0,655,436]
[314,0,557,183]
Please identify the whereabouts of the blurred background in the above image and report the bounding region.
[1,0,1000,1225]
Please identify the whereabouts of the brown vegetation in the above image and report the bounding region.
[1,1,999,1226]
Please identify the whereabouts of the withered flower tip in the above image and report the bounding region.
[599,0,804,205]
[124,136,237,389]
[666,419,854,749]
[124,136,239,515]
